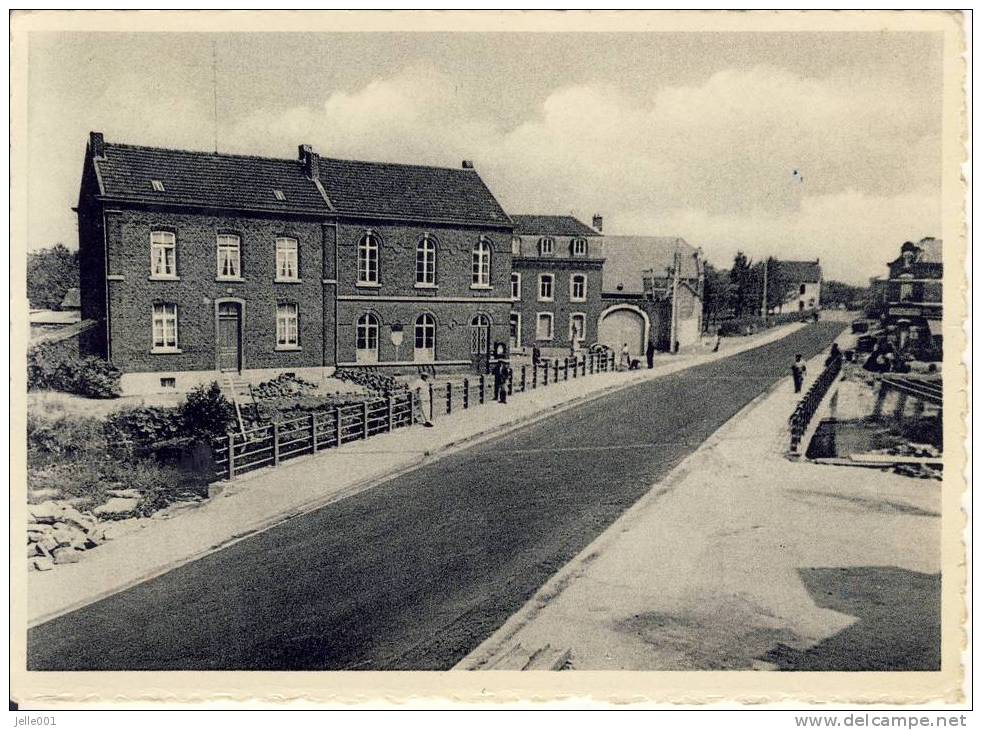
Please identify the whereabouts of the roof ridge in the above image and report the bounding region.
[105,141,299,165]
[322,156,481,174]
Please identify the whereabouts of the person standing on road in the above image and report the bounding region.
[496,361,511,404]
[791,354,807,394]
[410,372,433,427]
[620,342,631,370]
[646,339,655,369]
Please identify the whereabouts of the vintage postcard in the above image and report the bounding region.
[8,9,969,708]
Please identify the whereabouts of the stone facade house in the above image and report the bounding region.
[507,214,604,357]
[884,237,942,355]
[77,133,512,393]
[774,259,822,313]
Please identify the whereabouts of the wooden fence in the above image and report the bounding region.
[788,356,843,455]
[213,350,617,481]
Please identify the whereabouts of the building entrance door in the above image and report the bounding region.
[217,302,243,372]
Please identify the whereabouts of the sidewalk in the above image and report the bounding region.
[459,340,941,671]
[28,322,806,625]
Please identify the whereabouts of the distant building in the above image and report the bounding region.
[775,259,822,313]
[508,214,604,357]
[884,237,942,354]
[599,236,704,355]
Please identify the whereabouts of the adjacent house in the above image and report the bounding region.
[508,214,604,357]
[599,236,704,356]
[77,133,512,393]
[774,259,822,313]
[884,237,942,355]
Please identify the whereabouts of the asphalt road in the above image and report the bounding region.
[29,321,844,671]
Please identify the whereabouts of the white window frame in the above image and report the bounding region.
[470,313,491,355]
[357,233,380,286]
[471,238,492,289]
[216,234,242,281]
[355,312,380,364]
[511,272,522,301]
[414,313,436,362]
[416,236,438,287]
[275,237,299,282]
[571,238,588,256]
[509,311,522,348]
[538,273,554,302]
[151,302,179,353]
[569,312,587,344]
[539,237,555,256]
[276,302,300,350]
[570,274,587,302]
[536,312,554,341]
[151,179,165,192]
[150,231,177,279]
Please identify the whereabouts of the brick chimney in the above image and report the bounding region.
[592,214,603,232]
[461,160,474,169]
[298,144,320,179]
[89,131,105,159]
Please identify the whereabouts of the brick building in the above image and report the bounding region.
[77,133,512,393]
[883,237,942,356]
[598,236,704,357]
[507,214,604,357]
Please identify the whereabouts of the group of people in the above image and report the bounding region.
[410,359,513,428]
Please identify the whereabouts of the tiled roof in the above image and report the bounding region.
[601,236,700,294]
[778,260,822,284]
[96,143,329,213]
[318,158,509,226]
[509,214,600,237]
[92,138,510,225]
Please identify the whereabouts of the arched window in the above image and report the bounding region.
[470,313,491,355]
[356,312,380,364]
[414,313,436,362]
[416,236,437,286]
[358,233,380,285]
[472,239,492,287]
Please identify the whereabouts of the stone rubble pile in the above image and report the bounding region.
[27,500,112,571]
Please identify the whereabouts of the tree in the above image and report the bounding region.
[701,263,734,331]
[728,252,753,317]
[27,243,79,310]
[822,279,868,309]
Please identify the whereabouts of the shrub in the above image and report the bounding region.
[27,347,121,398]
[179,382,235,440]
[131,460,208,517]
[104,406,184,450]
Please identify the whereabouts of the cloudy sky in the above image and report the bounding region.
[27,30,943,283]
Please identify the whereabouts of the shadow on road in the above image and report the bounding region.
[761,566,941,671]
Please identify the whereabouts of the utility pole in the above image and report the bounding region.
[669,248,681,353]
[761,256,768,323]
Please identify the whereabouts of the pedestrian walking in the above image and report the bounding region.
[791,354,807,394]
[620,343,631,370]
[410,372,433,427]
[646,339,655,369]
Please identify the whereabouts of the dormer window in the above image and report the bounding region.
[571,238,587,256]
[273,189,286,201]
[538,237,555,256]
[151,179,165,192]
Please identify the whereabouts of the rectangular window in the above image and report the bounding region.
[150,231,177,278]
[570,274,587,302]
[272,189,286,201]
[151,303,178,352]
[539,274,554,301]
[276,303,299,348]
[151,179,165,192]
[511,273,521,301]
[160,377,177,389]
[217,234,241,280]
[358,235,380,285]
[536,312,553,341]
[572,238,587,256]
[276,238,299,281]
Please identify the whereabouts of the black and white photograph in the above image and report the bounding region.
[9,9,968,709]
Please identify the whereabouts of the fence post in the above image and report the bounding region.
[446,382,452,415]
[227,432,236,481]
[334,406,342,446]
[520,365,526,392]
[479,374,486,404]
[532,363,538,389]
[589,353,594,375]
[508,368,514,396]
[273,422,281,466]
[463,378,470,409]
[428,383,434,421]
[544,361,549,386]
[570,356,576,378]
[363,401,370,439]
[387,394,394,432]
[311,412,319,453]
[554,359,560,383]
[581,355,587,377]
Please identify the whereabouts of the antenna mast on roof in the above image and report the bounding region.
[211,38,219,154]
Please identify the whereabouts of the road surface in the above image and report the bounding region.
[28,321,844,670]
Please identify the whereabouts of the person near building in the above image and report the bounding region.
[646,339,656,369]
[496,360,511,404]
[791,354,807,394]
[410,372,433,427]
[620,342,631,370]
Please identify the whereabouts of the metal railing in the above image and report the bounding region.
[788,357,842,455]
